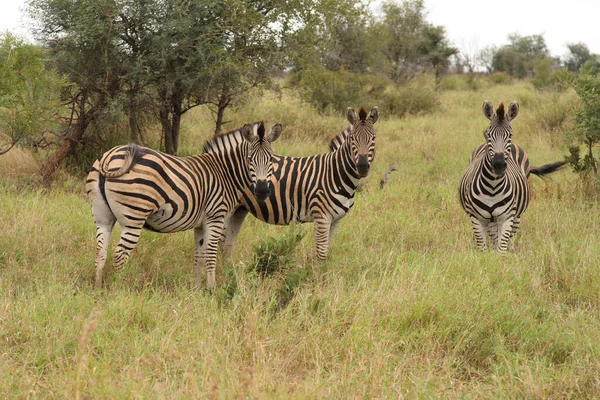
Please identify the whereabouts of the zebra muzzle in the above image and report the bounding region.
[357,156,370,177]
[491,153,507,175]
[254,180,271,201]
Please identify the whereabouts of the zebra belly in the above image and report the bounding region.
[145,202,203,233]
[474,194,514,221]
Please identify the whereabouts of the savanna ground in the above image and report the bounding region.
[1,80,600,398]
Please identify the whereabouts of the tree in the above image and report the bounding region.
[568,72,600,175]
[564,42,593,72]
[491,33,549,78]
[0,33,63,156]
[378,0,456,82]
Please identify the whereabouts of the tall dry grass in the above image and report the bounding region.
[1,81,599,398]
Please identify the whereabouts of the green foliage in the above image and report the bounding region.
[293,67,370,114]
[487,72,513,85]
[251,224,306,278]
[567,72,600,176]
[294,67,437,118]
[564,42,593,72]
[492,33,549,78]
[380,75,438,118]
[0,33,64,155]
[378,0,457,82]
[581,58,600,76]
[440,75,458,90]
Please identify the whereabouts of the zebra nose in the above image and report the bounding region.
[491,153,507,173]
[254,180,270,201]
[357,156,370,177]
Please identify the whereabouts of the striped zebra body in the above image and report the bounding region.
[86,122,282,289]
[459,101,566,252]
[218,106,379,260]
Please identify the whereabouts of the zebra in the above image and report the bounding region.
[214,106,379,261]
[85,121,282,289]
[459,100,567,252]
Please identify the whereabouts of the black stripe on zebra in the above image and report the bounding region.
[86,121,283,289]
[213,106,379,261]
[459,100,567,252]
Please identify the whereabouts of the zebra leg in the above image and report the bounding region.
[487,220,499,251]
[91,199,116,289]
[328,218,342,245]
[314,215,333,261]
[221,208,249,257]
[113,224,144,269]
[497,215,516,253]
[508,216,521,251]
[470,216,488,251]
[195,217,225,289]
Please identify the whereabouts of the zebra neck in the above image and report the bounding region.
[334,141,362,190]
[480,157,507,186]
[205,143,252,191]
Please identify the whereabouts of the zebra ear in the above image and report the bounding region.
[266,123,282,143]
[369,107,379,124]
[482,101,494,120]
[241,124,256,142]
[507,101,519,121]
[346,107,357,125]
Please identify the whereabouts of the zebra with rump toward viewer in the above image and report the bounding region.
[213,106,379,260]
[459,101,567,252]
[86,121,282,289]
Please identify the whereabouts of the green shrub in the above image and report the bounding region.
[293,67,370,114]
[250,223,306,278]
[567,72,600,176]
[380,75,439,118]
[440,75,458,90]
[487,72,513,85]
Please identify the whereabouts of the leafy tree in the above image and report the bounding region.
[492,33,549,78]
[0,33,63,156]
[378,0,456,82]
[564,42,593,72]
[568,72,600,175]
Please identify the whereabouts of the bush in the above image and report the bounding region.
[293,67,372,114]
[567,72,600,176]
[380,75,439,118]
[250,223,306,278]
[487,72,513,85]
[440,75,458,90]
[293,67,438,118]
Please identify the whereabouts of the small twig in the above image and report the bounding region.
[380,163,398,189]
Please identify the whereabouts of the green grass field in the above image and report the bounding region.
[2,81,600,398]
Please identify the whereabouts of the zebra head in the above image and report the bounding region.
[482,100,519,176]
[241,121,282,201]
[346,106,379,177]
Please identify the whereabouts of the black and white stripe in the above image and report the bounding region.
[459,101,566,251]
[214,106,379,260]
[86,121,282,288]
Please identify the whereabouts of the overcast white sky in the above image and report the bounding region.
[2,0,599,60]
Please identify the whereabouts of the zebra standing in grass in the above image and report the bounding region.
[213,106,379,260]
[86,121,282,289]
[459,101,567,252]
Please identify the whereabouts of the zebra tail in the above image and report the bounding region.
[99,144,144,178]
[530,160,568,177]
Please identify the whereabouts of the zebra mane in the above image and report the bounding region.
[328,127,351,152]
[496,103,505,120]
[358,107,367,121]
[202,122,261,154]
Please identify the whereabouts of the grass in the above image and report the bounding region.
[2,81,600,398]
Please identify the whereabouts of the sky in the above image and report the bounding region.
[2,0,599,60]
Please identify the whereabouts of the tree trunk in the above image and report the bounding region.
[129,101,139,144]
[160,106,175,155]
[40,92,97,182]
